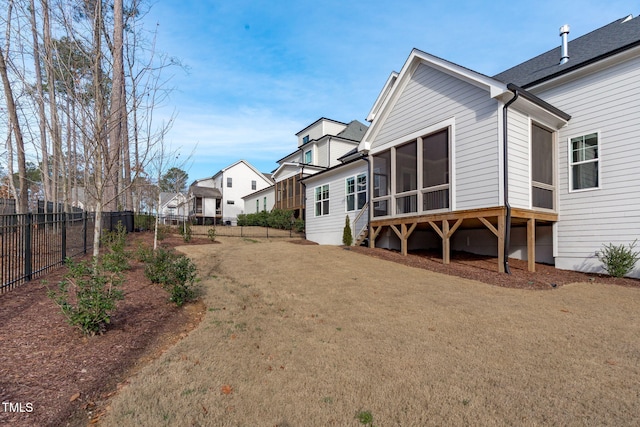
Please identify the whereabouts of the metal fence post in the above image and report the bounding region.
[25,213,32,281]
[83,211,88,254]
[61,212,67,261]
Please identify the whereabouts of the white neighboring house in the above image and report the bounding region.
[304,15,640,278]
[242,179,275,214]
[159,192,188,224]
[271,118,368,219]
[303,150,369,245]
[189,160,272,225]
[187,179,222,225]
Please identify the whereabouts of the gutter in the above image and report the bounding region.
[502,87,519,275]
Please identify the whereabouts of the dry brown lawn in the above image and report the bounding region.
[102,237,640,426]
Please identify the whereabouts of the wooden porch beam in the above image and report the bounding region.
[478,217,499,238]
[370,226,383,248]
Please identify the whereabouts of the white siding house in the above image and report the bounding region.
[212,160,273,225]
[304,157,369,245]
[242,185,276,214]
[271,118,368,218]
[308,14,640,277]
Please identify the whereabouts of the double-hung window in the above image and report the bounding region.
[346,174,367,212]
[251,180,257,190]
[315,184,329,216]
[570,133,599,191]
[304,150,312,164]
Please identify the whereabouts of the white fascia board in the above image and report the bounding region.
[412,49,507,98]
[366,71,399,122]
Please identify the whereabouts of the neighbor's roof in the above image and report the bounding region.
[336,120,368,142]
[189,186,221,199]
[493,14,640,88]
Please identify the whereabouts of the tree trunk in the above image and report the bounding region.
[0,43,29,214]
[105,0,125,212]
[29,0,52,207]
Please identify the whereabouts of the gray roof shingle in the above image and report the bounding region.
[493,15,640,88]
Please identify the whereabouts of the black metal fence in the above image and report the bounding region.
[0,212,95,293]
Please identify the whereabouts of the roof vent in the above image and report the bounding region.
[559,24,570,65]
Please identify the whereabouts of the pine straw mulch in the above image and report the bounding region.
[0,233,213,427]
[347,245,640,290]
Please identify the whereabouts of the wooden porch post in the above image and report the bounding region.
[390,223,416,256]
[527,218,536,272]
[497,215,505,273]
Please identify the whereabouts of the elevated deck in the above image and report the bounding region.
[370,207,557,272]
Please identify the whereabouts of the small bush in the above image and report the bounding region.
[342,215,353,246]
[101,223,129,272]
[596,240,640,277]
[156,223,169,241]
[144,248,198,306]
[48,258,124,336]
[207,227,217,242]
[182,222,192,243]
[133,241,154,263]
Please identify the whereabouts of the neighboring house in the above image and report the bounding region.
[306,15,640,277]
[159,192,187,224]
[187,179,222,225]
[189,160,272,225]
[242,183,276,214]
[303,149,369,245]
[271,118,368,219]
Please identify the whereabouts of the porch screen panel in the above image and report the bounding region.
[395,141,418,214]
[373,151,391,217]
[422,129,450,211]
[532,124,554,209]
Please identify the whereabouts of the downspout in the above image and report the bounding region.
[502,87,519,274]
[362,154,371,247]
[299,164,306,232]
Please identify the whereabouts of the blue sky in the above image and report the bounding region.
[143,0,639,181]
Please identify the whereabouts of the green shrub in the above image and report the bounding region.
[182,222,192,243]
[48,258,124,336]
[207,227,217,241]
[294,218,305,233]
[596,240,640,277]
[144,248,198,306]
[237,209,296,230]
[342,215,353,246]
[144,248,176,284]
[133,241,154,263]
[101,223,130,272]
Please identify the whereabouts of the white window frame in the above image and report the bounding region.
[568,131,600,192]
[227,177,232,188]
[346,173,369,213]
[314,184,329,216]
[251,180,257,190]
[304,149,312,164]
[370,118,454,218]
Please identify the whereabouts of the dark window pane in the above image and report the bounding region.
[423,129,449,188]
[532,124,553,185]
[396,141,417,193]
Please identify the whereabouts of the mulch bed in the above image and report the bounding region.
[0,232,211,427]
[348,245,640,290]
